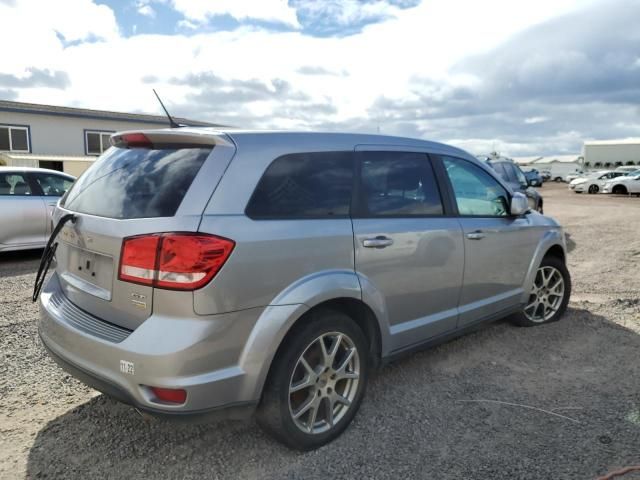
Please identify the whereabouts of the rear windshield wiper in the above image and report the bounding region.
[32,213,76,302]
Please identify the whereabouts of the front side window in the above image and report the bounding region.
[32,173,74,196]
[442,156,509,217]
[357,151,443,216]
[246,152,353,219]
[0,125,30,152]
[0,172,32,195]
[85,131,113,155]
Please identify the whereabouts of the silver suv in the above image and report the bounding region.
[38,129,571,450]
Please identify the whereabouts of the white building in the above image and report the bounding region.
[583,139,640,169]
[0,100,217,176]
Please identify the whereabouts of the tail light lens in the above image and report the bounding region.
[118,233,234,290]
[111,132,153,149]
[149,387,187,405]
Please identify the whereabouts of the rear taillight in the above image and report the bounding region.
[118,233,234,290]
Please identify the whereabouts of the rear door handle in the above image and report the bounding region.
[362,236,394,248]
[466,231,486,240]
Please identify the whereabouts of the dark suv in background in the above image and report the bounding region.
[478,154,544,213]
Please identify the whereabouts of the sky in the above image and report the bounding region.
[0,0,639,156]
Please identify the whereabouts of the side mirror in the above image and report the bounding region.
[510,192,529,215]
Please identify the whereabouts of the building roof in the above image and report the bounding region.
[0,152,95,162]
[0,99,222,127]
[512,156,543,165]
[532,155,582,164]
[584,138,640,146]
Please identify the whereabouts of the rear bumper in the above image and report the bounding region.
[38,273,265,419]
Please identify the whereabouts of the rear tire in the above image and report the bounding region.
[613,185,628,195]
[256,309,369,450]
[554,177,563,182]
[510,255,571,327]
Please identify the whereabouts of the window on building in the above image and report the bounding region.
[0,125,30,152]
[85,131,113,155]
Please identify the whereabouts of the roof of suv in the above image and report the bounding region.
[116,127,476,161]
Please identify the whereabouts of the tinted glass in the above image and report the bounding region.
[101,133,111,152]
[359,151,442,216]
[10,128,28,151]
[86,132,101,155]
[0,128,10,151]
[246,152,353,218]
[63,147,211,219]
[0,173,32,195]
[499,162,518,183]
[490,161,509,181]
[512,164,528,186]
[442,156,509,216]
[33,173,74,196]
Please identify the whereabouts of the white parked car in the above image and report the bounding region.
[614,166,640,174]
[564,171,586,183]
[569,170,628,194]
[602,171,640,195]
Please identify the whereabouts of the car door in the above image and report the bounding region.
[0,171,47,250]
[438,155,539,327]
[29,172,75,236]
[352,149,464,352]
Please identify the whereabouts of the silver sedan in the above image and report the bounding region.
[0,167,75,252]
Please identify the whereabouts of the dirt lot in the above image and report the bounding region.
[1,183,639,480]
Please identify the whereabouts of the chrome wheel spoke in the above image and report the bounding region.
[293,392,318,419]
[524,265,565,322]
[288,331,361,435]
[290,374,314,393]
[324,396,335,427]
[320,333,342,369]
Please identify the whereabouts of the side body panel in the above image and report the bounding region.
[0,195,46,250]
[456,216,542,326]
[352,218,464,351]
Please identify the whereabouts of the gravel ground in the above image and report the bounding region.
[1,183,639,480]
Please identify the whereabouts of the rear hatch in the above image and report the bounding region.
[54,130,234,330]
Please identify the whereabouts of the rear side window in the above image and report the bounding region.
[62,147,211,219]
[246,152,353,219]
[0,172,32,196]
[32,173,74,196]
[357,151,443,216]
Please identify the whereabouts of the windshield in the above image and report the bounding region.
[62,146,211,219]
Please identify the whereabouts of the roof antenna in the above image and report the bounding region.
[153,89,180,128]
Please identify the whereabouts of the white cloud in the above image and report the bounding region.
[170,0,300,27]
[0,0,614,155]
[137,4,155,17]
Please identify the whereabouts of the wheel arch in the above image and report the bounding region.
[520,230,566,304]
[239,270,385,403]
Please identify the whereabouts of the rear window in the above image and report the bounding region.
[62,146,211,219]
[246,152,354,219]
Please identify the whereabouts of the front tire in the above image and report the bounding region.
[511,255,571,327]
[588,184,599,194]
[257,309,369,450]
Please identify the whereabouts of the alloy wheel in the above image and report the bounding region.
[524,266,565,322]
[288,332,360,434]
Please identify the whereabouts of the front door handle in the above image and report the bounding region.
[362,236,394,248]
[466,231,486,240]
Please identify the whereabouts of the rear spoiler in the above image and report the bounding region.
[110,128,235,149]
